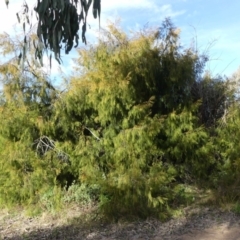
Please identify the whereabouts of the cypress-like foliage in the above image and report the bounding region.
[0,19,238,219]
[50,20,215,218]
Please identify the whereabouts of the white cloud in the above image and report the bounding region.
[101,1,185,21]
[102,0,158,12]
[155,4,186,19]
[0,0,37,34]
[0,1,22,33]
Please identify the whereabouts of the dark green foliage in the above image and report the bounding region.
[191,75,232,127]
[6,0,101,65]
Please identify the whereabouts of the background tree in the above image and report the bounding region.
[0,29,71,209]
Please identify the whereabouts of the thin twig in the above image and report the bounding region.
[85,127,101,141]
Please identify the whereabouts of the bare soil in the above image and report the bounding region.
[1,205,240,240]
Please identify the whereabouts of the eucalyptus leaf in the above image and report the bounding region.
[17,52,22,65]
[11,0,102,66]
[16,13,20,23]
[5,0,9,8]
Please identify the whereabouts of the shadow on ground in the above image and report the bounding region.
[2,208,240,240]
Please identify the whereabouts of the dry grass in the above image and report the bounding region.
[1,202,240,240]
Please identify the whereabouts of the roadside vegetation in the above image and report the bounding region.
[0,18,240,221]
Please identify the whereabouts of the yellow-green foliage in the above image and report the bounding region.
[0,19,237,219]
[50,20,216,218]
[212,105,240,198]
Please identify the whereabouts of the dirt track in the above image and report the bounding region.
[171,225,240,240]
[1,207,240,239]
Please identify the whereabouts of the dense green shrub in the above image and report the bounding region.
[0,19,239,219]
[212,104,240,199]
[49,20,216,218]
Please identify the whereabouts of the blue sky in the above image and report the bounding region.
[0,0,239,79]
